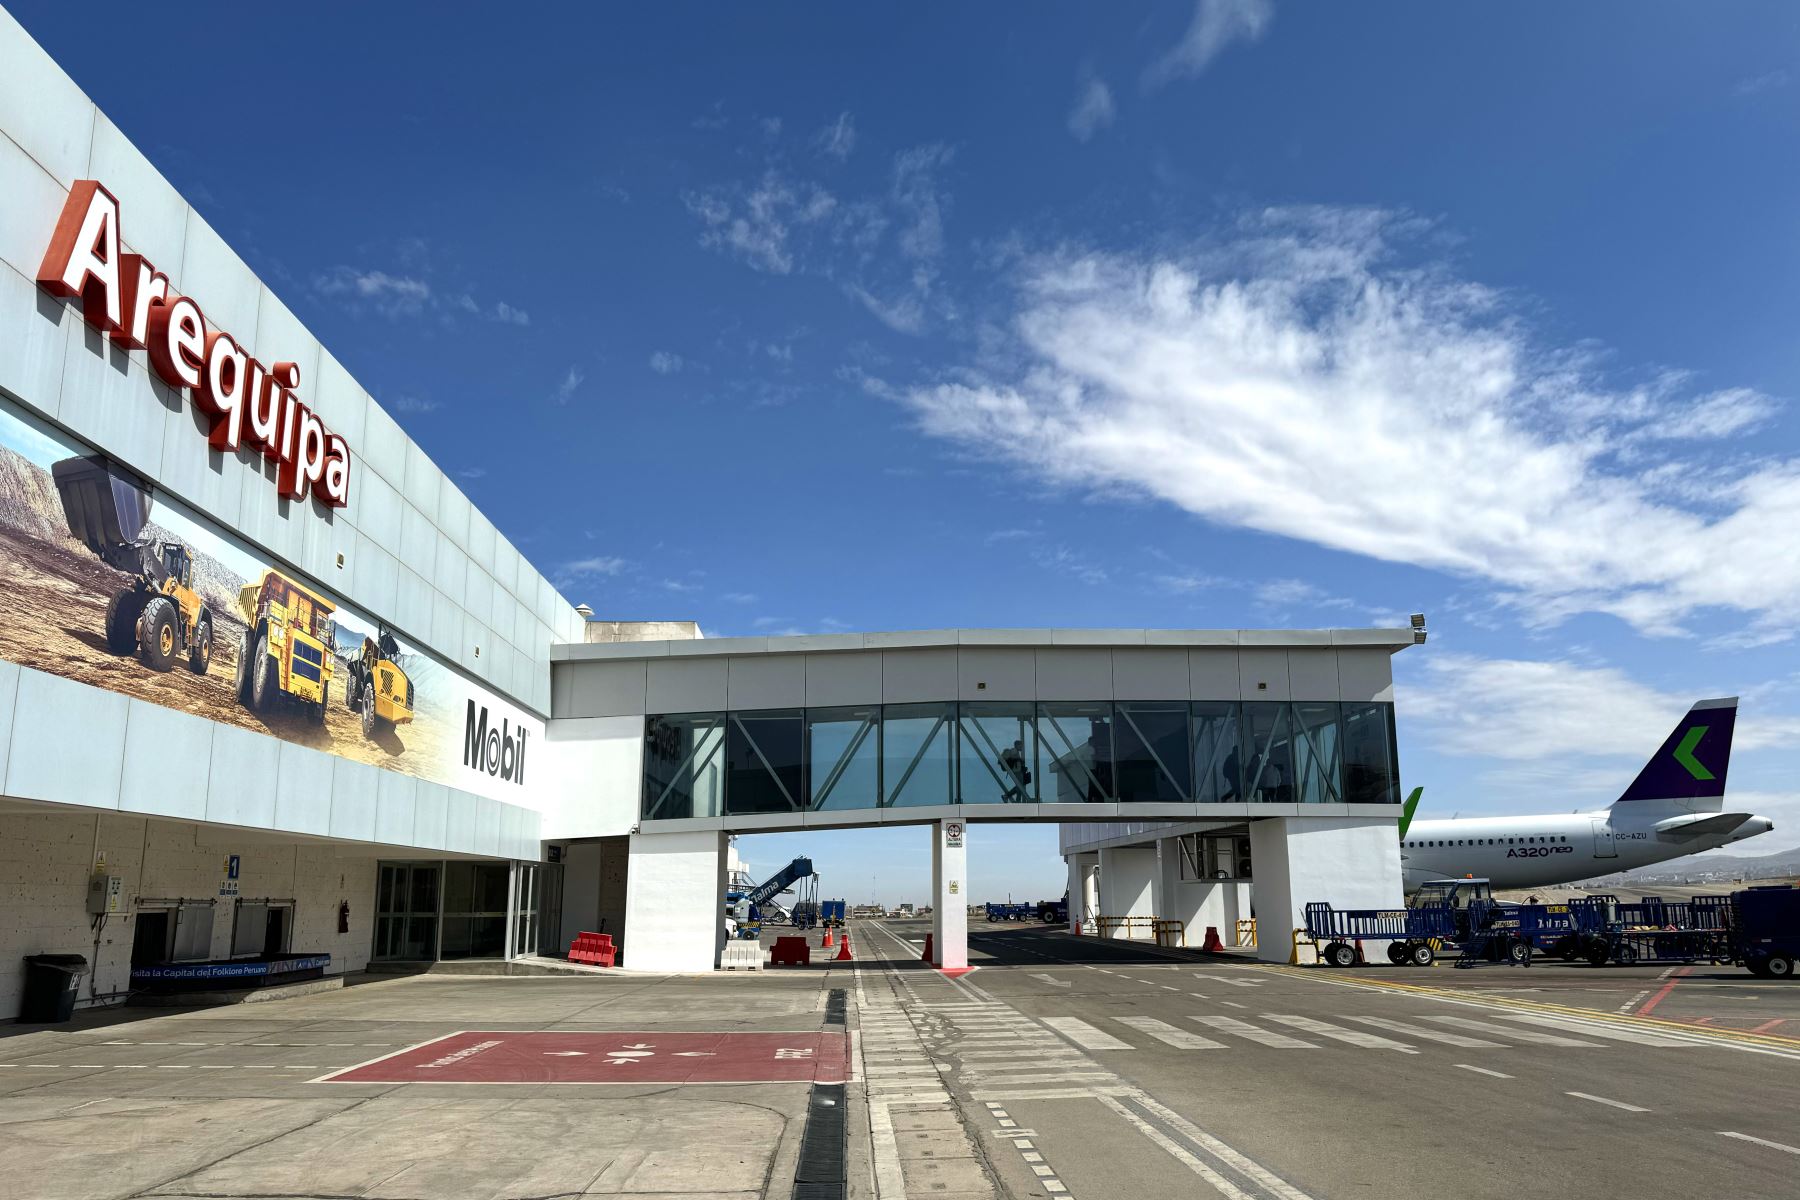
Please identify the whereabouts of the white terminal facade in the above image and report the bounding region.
[0,8,1411,1011]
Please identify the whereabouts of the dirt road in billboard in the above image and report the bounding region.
[0,527,455,778]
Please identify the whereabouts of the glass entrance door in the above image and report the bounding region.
[374,862,440,961]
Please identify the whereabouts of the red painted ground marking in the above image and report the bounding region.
[1752,1018,1789,1034]
[1693,1017,1715,1026]
[320,1031,848,1086]
[938,967,977,978]
[1635,966,1690,1018]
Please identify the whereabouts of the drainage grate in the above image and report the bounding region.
[791,1082,847,1200]
[823,987,847,1027]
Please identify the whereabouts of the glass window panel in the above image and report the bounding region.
[1192,702,1242,803]
[408,864,439,915]
[882,703,955,807]
[1114,702,1192,802]
[442,861,474,913]
[958,704,1037,804]
[807,706,881,811]
[1036,703,1114,803]
[476,863,512,912]
[1291,702,1343,805]
[726,710,805,814]
[1342,702,1400,804]
[1240,701,1295,803]
[643,713,726,820]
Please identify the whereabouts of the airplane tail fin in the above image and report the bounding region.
[1398,786,1423,839]
[1612,697,1737,809]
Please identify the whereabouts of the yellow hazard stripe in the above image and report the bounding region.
[1251,964,1800,1053]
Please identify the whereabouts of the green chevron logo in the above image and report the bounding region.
[1673,727,1714,781]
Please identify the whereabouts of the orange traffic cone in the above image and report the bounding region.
[822,928,835,948]
[921,933,934,963]
[1201,925,1225,952]
[836,935,853,961]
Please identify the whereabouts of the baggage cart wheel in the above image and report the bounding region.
[1324,942,1357,968]
[1586,943,1612,967]
[1768,955,1795,979]
[1507,939,1530,964]
[1409,942,1435,967]
[1387,942,1410,966]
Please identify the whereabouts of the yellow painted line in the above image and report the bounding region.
[1251,964,1800,1053]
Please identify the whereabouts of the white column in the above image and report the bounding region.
[1247,815,1402,964]
[621,829,727,972]
[1065,854,1083,933]
[930,820,968,970]
[1097,846,1156,938]
[1079,853,1100,932]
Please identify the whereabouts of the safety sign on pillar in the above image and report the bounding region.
[933,819,969,971]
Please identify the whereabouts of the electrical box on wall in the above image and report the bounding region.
[87,873,124,914]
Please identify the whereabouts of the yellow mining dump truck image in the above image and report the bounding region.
[345,626,413,739]
[235,569,335,723]
[51,456,214,675]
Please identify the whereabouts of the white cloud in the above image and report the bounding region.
[389,396,440,414]
[559,555,628,579]
[685,171,838,275]
[313,267,432,317]
[552,366,585,404]
[1068,76,1116,143]
[493,300,531,326]
[892,144,952,261]
[1145,0,1274,88]
[816,111,857,160]
[1735,69,1789,97]
[721,591,758,604]
[901,210,1797,639]
[1402,653,1800,763]
[649,351,685,375]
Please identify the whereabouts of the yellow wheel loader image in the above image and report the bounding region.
[345,625,414,739]
[50,456,213,675]
[235,569,335,724]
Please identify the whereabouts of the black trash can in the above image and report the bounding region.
[20,954,89,1022]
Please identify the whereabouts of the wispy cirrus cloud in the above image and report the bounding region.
[900,208,1795,641]
[1068,75,1116,142]
[551,366,586,404]
[816,111,857,160]
[1144,0,1274,89]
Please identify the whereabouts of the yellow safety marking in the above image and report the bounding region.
[1248,964,1800,1053]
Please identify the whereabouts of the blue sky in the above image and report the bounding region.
[17,2,1800,902]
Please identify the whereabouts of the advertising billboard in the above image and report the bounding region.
[0,395,537,803]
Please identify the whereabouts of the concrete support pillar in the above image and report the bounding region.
[1097,846,1156,938]
[1079,854,1100,932]
[621,829,727,972]
[930,820,968,970]
[1247,816,1402,963]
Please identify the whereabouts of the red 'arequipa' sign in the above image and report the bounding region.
[37,180,351,508]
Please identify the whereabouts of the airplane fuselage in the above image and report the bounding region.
[1401,808,1773,891]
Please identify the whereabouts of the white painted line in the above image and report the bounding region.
[1220,1000,1248,1009]
[1097,1094,1254,1200]
[1455,1064,1514,1079]
[1424,1015,1599,1047]
[1500,1013,1697,1048]
[1122,1090,1317,1200]
[869,1101,907,1200]
[1042,1017,1133,1051]
[1264,1014,1417,1052]
[1720,1132,1800,1156]
[1115,1017,1226,1050]
[1189,992,1210,1000]
[1191,1016,1316,1049]
[1344,1015,1506,1048]
[1566,1091,1650,1112]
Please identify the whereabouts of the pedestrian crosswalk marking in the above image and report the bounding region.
[1115,1017,1227,1050]
[1042,1017,1133,1051]
[1424,1015,1600,1047]
[1497,1013,1698,1048]
[1344,1016,1505,1048]
[1262,1014,1418,1053]
[1190,1015,1317,1049]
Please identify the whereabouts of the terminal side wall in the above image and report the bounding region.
[0,809,379,1015]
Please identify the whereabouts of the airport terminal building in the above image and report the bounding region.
[0,12,1411,1010]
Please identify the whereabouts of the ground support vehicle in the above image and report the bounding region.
[985,902,1032,922]
[1304,902,1456,967]
[235,570,335,723]
[726,857,817,940]
[345,626,413,739]
[1729,887,1800,978]
[1038,894,1070,924]
[52,456,213,675]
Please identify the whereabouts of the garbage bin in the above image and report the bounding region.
[20,954,89,1023]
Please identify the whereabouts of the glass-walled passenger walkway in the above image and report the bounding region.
[642,699,1399,821]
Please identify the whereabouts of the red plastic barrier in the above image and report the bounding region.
[770,936,813,967]
[568,931,616,967]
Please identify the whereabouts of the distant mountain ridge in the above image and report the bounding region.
[0,444,77,544]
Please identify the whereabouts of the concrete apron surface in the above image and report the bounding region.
[0,968,854,1200]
